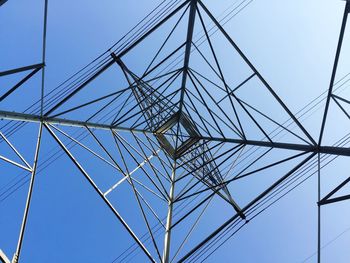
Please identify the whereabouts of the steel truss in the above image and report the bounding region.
[1,0,350,262]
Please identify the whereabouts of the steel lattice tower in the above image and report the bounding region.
[1,0,350,262]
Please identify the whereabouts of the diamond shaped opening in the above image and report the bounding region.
[155,112,200,159]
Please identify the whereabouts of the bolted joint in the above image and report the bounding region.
[12,253,18,263]
[110,52,123,66]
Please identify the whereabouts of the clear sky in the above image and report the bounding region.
[1,0,350,262]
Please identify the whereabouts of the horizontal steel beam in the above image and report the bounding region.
[0,110,148,133]
[199,135,350,157]
[1,110,350,157]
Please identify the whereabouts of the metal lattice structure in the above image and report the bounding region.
[1,0,350,262]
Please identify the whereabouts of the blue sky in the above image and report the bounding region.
[1,0,350,262]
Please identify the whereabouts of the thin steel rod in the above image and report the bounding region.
[177,0,197,116]
[332,94,350,105]
[143,42,187,79]
[318,1,349,145]
[187,72,226,137]
[317,153,321,263]
[319,173,350,205]
[319,194,350,205]
[198,0,316,146]
[0,130,32,169]
[185,70,246,137]
[104,149,160,196]
[177,150,311,201]
[132,133,172,181]
[178,153,316,262]
[112,132,163,262]
[195,7,246,139]
[237,97,311,145]
[13,123,43,263]
[3,108,350,156]
[85,126,167,202]
[44,59,115,116]
[0,67,42,102]
[198,135,350,157]
[163,161,177,263]
[0,249,10,263]
[113,131,170,200]
[0,155,32,172]
[0,63,43,77]
[131,131,171,184]
[184,86,240,136]
[41,0,48,116]
[0,110,150,133]
[171,193,214,262]
[142,4,189,77]
[332,95,350,120]
[50,87,129,118]
[44,123,156,262]
[217,73,256,103]
[118,0,190,58]
[4,108,350,156]
[182,90,213,136]
[49,124,120,170]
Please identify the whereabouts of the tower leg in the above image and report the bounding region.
[163,164,176,263]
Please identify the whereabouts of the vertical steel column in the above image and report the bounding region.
[162,1,197,261]
[319,0,350,145]
[178,0,197,115]
[317,153,321,263]
[41,0,48,116]
[163,162,177,263]
[12,124,43,263]
[12,1,48,261]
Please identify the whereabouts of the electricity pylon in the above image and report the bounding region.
[0,0,350,262]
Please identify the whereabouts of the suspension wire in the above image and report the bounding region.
[1,1,350,262]
[0,2,348,252]
[301,226,350,263]
[0,4,348,263]
[178,76,350,261]
[0,1,185,201]
[0,0,181,137]
[188,131,350,262]
[0,1,186,203]
[0,0,248,197]
[110,96,350,262]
